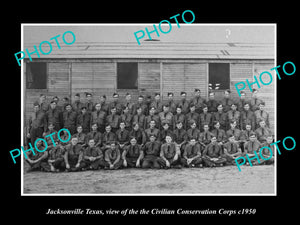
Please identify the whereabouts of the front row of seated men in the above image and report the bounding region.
[25,126,274,172]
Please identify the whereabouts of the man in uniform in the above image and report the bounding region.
[166,92,177,114]
[62,104,77,135]
[144,106,160,130]
[227,103,241,129]
[102,124,117,149]
[177,91,190,114]
[189,88,206,114]
[202,136,226,167]
[99,95,109,115]
[181,138,203,167]
[46,100,62,131]
[25,139,50,172]
[222,134,242,165]
[159,135,182,169]
[226,119,242,143]
[106,107,121,133]
[76,106,91,134]
[173,121,188,156]
[38,94,49,112]
[240,103,255,130]
[254,102,270,129]
[104,142,122,170]
[186,120,201,142]
[132,107,146,131]
[212,103,227,131]
[243,132,262,165]
[211,121,227,145]
[90,102,107,133]
[199,104,212,131]
[121,106,133,131]
[186,104,200,129]
[206,92,219,113]
[220,89,235,113]
[84,92,94,113]
[72,93,84,114]
[255,119,272,143]
[141,134,161,169]
[260,135,275,165]
[124,93,135,115]
[129,123,147,146]
[122,137,143,168]
[158,104,174,130]
[236,91,249,112]
[115,121,130,152]
[158,122,174,143]
[199,124,214,146]
[144,120,160,142]
[27,102,47,146]
[109,93,123,115]
[250,89,263,112]
[150,93,163,113]
[72,125,87,147]
[47,144,66,172]
[80,139,105,170]
[133,95,148,115]
[64,137,84,172]
[85,123,102,148]
[173,106,186,131]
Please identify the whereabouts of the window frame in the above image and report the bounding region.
[26,61,48,90]
[208,63,230,91]
[116,62,139,90]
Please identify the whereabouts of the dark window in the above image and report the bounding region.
[208,63,230,90]
[117,63,138,89]
[26,62,47,89]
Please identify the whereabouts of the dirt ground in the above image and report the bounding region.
[23,162,275,195]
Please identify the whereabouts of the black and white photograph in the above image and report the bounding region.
[21,24,276,195]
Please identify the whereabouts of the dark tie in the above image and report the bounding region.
[262,128,265,136]
[192,129,195,137]
[97,111,100,117]
[226,98,228,105]
[204,114,206,121]
[260,110,263,117]
[205,132,208,140]
[167,145,171,154]
[231,143,234,152]
[252,142,254,151]
[233,111,235,118]
[216,129,219,138]
[246,111,248,118]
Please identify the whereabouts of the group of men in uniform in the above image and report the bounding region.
[25,88,274,172]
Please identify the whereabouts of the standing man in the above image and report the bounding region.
[220,89,234,113]
[189,88,206,114]
[84,92,94,113]
[27,102,47,146]
[72,93,83,114]
[177,91,190,114]
[124,93,135,115]
[121,106,133,131]
[167,92,177,114]
[212,103,227,131]
[62,104,77,135]
[240,103,255,130]
[159,135,182,169]
[133,95,148,115]
[250,89,263,112]
[106,107,121,133]
[38,94,49,112]
[150,93,163,113]
[132,107,146,131]
[109,93,123,115]
[90,102,107,133]
[46,100,62,131]
[206,92,219,113]
[76,106,91,134]
[99,95,109,115]
[199,104,212,131]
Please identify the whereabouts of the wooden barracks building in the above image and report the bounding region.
[23,40,275,130]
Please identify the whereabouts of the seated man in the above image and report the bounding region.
[122,137,143,168]
[158,122,174,143]
[115,121,130,152]
[260,134,275,165]
[181,138,203,168]
[25,139,50,172]
[141,134,162,169]
[255,119,273,143]
[243,132,262,166]
[129,123,147,147]
[186,120,200,141]
[64,137,84,172]
[226,119,241,143]
[222,135,242,165]
[72,125,87,147]
[132,107,146,131]
[173,106,186,131]
[101,124,117,149]
[239,123,254,153]
[104,142,122,170]
[202,136,226,167]
[120,106,133,131]
[48,145,66,172]
[159,135,181,169]
[144,120,160,142]
[80,139,105,170]
[199,123,214,146]
[85,123,102,148]
[211,121,226,145]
